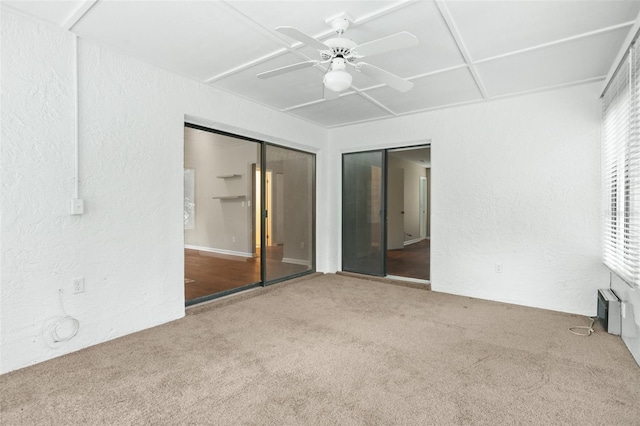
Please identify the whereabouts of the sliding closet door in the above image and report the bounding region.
[342,151,386,276]
[263,145,315,283]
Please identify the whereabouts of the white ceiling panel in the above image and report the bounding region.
[228,1,399,43]
[287,94,392,127]
[214,53,329,109]
[336,1,464,78]
[446,0,640,61]
[5,0,639,128]
[72,0,284,80]
[3,0,86,26]
[365,67,482,114]
[476,26,629,97]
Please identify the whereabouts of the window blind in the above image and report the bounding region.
[602,43,640,287]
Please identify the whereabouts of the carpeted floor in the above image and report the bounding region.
[1,273,639,425]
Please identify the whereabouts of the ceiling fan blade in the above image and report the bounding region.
[357,63,414,92]
[353,31,418,57]
[276,26,329,51]
[257,61,318,79]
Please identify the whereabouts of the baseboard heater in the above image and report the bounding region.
[597,288,621,335]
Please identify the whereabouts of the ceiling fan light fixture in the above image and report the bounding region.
[324,68,352,92]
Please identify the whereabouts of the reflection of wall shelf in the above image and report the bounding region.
[216,174,242,179]
[212,195,246,200]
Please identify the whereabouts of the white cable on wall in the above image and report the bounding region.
[73,33,79,200]
[43,289,80,349]
[70,33,84,214]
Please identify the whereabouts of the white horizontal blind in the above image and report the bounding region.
[602,46,640,286]
[628,42,640,284]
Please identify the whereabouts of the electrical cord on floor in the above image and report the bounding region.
[569,317,596,336]
[43,289,80,348]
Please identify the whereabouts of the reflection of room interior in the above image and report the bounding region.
[386,147,431,280]
[183,126,312,303]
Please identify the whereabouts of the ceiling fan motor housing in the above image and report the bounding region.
[321,37,357,62]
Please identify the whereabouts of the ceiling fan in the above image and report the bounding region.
[257,16,419,99]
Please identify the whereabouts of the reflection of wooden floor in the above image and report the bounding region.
[386,239,430,280]
[184,247,309,302]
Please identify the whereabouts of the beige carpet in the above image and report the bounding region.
[2,273,639,425]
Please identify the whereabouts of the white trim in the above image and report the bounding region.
[403,238,423,246]
[184,244,253,258]
[62,0,98,31]
[282,257,312,266]
[435,0,489,99]
[476,22,635,66]
[385,275,430,285]
[602,14,640,96]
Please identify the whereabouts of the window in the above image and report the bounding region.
[602,43,640,287]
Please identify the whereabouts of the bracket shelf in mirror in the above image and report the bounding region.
[212,195,246,201]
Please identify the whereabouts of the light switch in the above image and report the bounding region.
[71,198,84,215]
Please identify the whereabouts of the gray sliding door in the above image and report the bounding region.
[342,151,386,276]
[264,144,315,283]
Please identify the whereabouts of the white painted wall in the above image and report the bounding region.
[329,83,608,316]
[0,11,326,374]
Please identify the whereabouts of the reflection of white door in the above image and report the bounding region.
[387,168,405,250]
[255,170,261,247]
[274,173,284,245]
[419,176,427,239]
[255,170,273,247]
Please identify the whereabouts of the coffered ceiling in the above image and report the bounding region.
[5,0,640,128]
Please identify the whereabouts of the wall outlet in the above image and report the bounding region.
[495,263,503,273]
[72,277,85,294]
[300,242,305,249]
[232,236,236,243]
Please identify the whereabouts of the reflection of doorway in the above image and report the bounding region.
[255,169,273,248]
[387,168,404,250]
[419,176,427,239]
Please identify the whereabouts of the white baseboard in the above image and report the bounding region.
[282,257,311,266]
[404,238,424,246]
[184,244,253,258]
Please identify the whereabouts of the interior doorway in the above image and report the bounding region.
[342,145,430,282]
[386,147,430,281]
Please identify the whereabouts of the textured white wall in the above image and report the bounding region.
[329,83,608,316]
[0,11,326,374]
